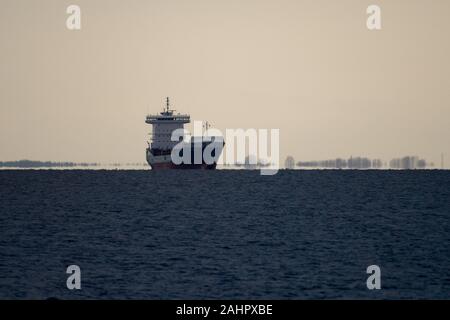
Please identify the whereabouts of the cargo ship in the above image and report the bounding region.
[145,98,224,170]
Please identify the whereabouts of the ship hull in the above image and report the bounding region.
[146,139,223,170]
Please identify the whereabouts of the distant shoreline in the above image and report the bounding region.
[0,160,147,169]
[0,160,445,170]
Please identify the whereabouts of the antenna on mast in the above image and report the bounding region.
[166,97,170,113]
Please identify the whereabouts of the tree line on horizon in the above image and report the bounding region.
[0,160,98,168]
[286,156,429,170]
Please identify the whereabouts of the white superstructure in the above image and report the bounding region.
[145,97,190,150]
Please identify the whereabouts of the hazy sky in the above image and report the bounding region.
[1,0,449,166]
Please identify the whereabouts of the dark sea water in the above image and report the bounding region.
[0,170,449,299]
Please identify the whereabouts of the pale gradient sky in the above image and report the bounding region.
[1,0,449,166]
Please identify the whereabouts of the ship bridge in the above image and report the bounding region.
[145,97,190,124]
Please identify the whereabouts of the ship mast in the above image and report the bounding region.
[166,97,170,113]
